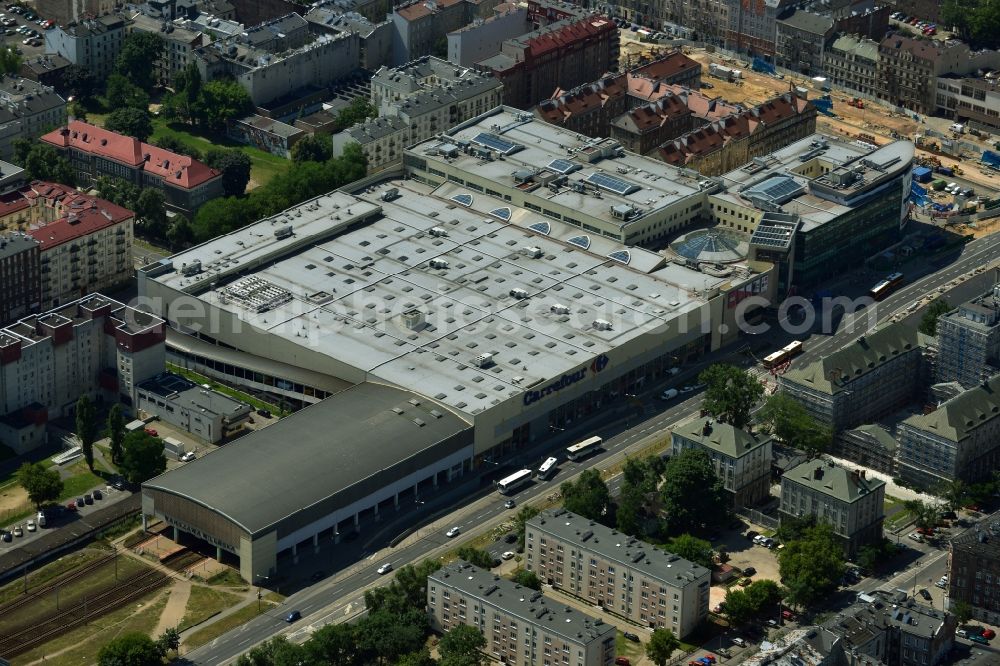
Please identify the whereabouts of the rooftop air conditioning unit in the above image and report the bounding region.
[472,352,494,368]
[402,309,426,330]
[521,246,543,259]
[509,288,528,299]
[550,304,570,315]
[593,319,612,330]
[429,226,448,237]
[180,260,202,276]
[429,258,449,269]
[274,225,293,240]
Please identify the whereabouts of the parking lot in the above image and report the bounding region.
[1,4,52,60]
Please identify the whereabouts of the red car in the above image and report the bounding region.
[144,427,158,437]
[782,610,794,620]
[916,527,934,536]
[615,659,630,666]
[983,629,996,640]
[66,501,78,511]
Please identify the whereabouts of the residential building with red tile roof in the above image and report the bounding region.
[656,93,816,176]
[40,120,223,215]
[611,85,741,155]
[534,73,630,137]
[629,50,702,90]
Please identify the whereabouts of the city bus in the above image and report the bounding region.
[497,469,533,494]
[565,436,603,462]
[762,340,805,369]
[537,457,558,479]
[868,272,904,301]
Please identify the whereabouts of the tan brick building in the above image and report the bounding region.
[525,509,710,638]
[427,561,617,666]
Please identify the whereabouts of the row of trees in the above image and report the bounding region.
[162,63,255,133]
[941,1,1000,50]
[97,628,179,666]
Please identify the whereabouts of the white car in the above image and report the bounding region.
[26,520,36,532]
[179,451,197,462]
[659,388,678,400]
[732,637,747,647]
[446,526,461,538]
[377,563,393,575]
[753,534,766,544]
[501,551,515,560]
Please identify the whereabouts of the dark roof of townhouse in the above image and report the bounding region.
[900,374,1000,443]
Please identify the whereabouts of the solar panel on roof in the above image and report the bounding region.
[529,221,550,234]
[568,235,591,249]
[608,250,631,264]
[472,132,523,155]
[587,172,639,195]
[745,175,805,205]
[490,207,512,221]
[451,194,473,207]
[547,158,581,175]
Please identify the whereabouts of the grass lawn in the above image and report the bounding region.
[58,461,105,501]
[11,589,166,666]
[0,556,151,635]
[185,600,276,649]
[167,363,285,415]
[178,585,242,632]
[149,118,290,187]
[205,567,246,587]
[615,632,644,660]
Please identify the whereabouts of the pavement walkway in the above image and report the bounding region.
[155,578,192,636]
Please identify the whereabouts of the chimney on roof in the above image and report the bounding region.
[813,466,824,480]
[702,420,712,436]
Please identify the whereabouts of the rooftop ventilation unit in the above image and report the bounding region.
[429,258,449,269]
[381,187,399,201]
[509,288,529,299]
[402,309,426,330]
[428,226,448,237]
[472,352,494,368]
[550,304,570,315]
[180,260,202,276]
[520,246,543,259]
[593,319,612,331]
[274,225,293,240]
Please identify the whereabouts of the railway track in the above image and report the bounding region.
[0,552,118,617]
[0,566,169,659]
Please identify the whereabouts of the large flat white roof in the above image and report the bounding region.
[150,180,751,418]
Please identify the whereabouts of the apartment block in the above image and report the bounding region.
[44,15,129,81]
[629,51,702,90]
[0,294,166,454]
[127,14,205,87]
[671,418,773,508]
[333,56,502,174]
[655,0,728,46]
[447,4,528,67]
[936,284,1000,388]
[304,6,393,71]
[525,509,710,638]
[477,8,619,111]
[427,561,617,666]
[949,511,1000,625]
[823,589,955,666]
[37,0,117,27]
[775,10,834,75]
[26,189,134,309]
[391,0,473,66]
[823,34,880,97]
[779,460,885,557]
[877,36,972,115]
[610,86,739,155]
[779,324,925,432]
[0,232,40,326]
[834,424,899,476]
[897,374,1000,489]
[657,92,816,176]
[723,0,793,59]
[40,121,223,215]
[19,55,74,95]
[935,75,1000,132]
[0,77,68,162]
[535,74,630,139]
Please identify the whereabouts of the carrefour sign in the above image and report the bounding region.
[523,354,609,406]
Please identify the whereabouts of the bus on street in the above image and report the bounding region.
[537,457,558,479]
[565,436,603,462]
[869,272,904,301]
[497,469,533,494]
[762,340,805,369]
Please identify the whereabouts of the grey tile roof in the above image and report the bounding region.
[900,374,1000,442]
[782,459,885,503]
[672,418,772,459]
[778,9,834,36]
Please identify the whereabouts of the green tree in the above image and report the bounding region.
[0,45,21,76]
[722,586,755,626]
[365,559,441,616]
[616,456,665,537]
[936,479,969,510]
[457,546,495,569]
[107,403,125,465]
[919,298,951,336]
[511,569,541,590]
[665,534,713,568]
[15,462,63,509]
[198,79,253,132]
[334,96,377,131]
[114,32,165,92]
[952,599,974,624]
[119,430,167,484]
[904,499,940,530]
[778,523,845,609]
[698,364,764,429]
[166,214,195,249]
[191,196,259,241]
[106,73,150,111]
[355,608,428,664]
[439,624,487,666]
[152,135,202,160]
[645,628,680,666]
[291,133,333,163]
[167,62,203,124]
[18,142,76,185]
[97,632,164,666]
[775,513,817,544]
[305,622,356,665]
[76,394,98,471]
[660,448,727,534]
[206,149,253,197]
[758,393,832,457]
[156,626,181,655]
[514,505,540,550]
[561,468,611,522]
[746,579,782,613]
[135,188,168,239]
[63,64,97,100]
[94,176,142,210]
[105,107,153,142]
[397,650,436,666]
[857,538,898,573]
[236,636,310,666]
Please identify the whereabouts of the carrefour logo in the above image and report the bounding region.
[523,355,610,406]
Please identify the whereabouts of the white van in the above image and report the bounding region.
[36,511,46,528]
[660,388,679,400]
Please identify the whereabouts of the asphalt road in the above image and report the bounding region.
[183,233,1000,665]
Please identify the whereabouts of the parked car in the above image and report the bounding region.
[144,427,158,437]
[908,532,924,543]
[446,526,461,538]
[284,610,301,623]
[501,551,515,560]
[968,634,989,645]
[111,478,125,490]
[766,619,778,627]
[614,658,631,666]
[782,609,794,620]
[257,408,272,418]
[745,530,759,541]
[983,629,996,640]
[179,451,197,462]
[919,588,932,600]
[665,367,681,376]
[377,563,393,575]
[1,531,11,542]
[66,501,78,511]
[732,637,747,647]
[622,631,641,643]
[503,533,517,544]
[26,520,36,532]
[743,566,756,577]
[13,526,22,537]
[659,388,678,400]
[92,489,103,500]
